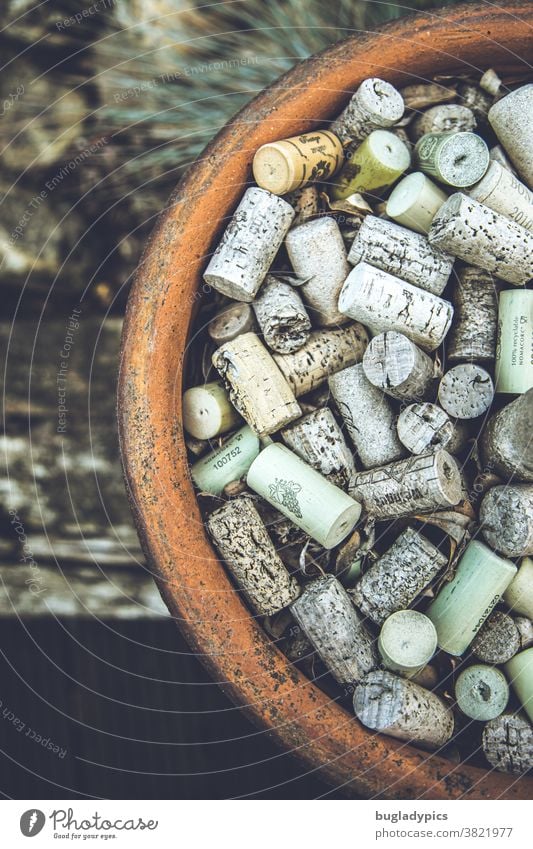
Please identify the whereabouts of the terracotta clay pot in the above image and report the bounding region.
[118,1,533,798]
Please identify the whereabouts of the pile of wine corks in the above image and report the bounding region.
[183,72,533,776]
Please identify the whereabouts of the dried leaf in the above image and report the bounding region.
[412,510,473,545]
[262,608,294,639]
[202,341,216,381]
[401,83,457,110]
[433,351,443,379]
[272,271,313,288]
[320,190,373,216]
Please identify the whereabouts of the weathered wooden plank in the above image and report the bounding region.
[0,563,167,618]
[0,318,143,567]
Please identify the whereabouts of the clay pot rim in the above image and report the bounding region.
[118,1,533,799]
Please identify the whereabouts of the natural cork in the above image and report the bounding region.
[208,302,256,346]
[207,495,300,616]
[350,450,463,519]
[483,713,533,775]
[350,527,447,625]
[212,332,301,437]
[480,389,533,483]
[252,275,311,354]
[330,78,404,143]
[272,323,369,398]
[457,82,492,122]
[480,485,533,558]
[397,403,466,456]
[488,84,533,187]
[400,83,456,111]
[291,576,378,684]
[410,104,476,142]
[363,331,435,402]
[285,185,319,225]
[203,187,295,301]
[339,262,453,352]
[467,160,533,232]
[515,614,533,651]
[285,216,351,327]
[347,215,453,295]
[428,193,533,286]
[438,364,494,420]
[447,266,500,362]
[490,144,517,176]
[328,363,406,469]
[353,670,454,750]
[480,69,503,97]
[471,611,521,665]
[281,408,356,491]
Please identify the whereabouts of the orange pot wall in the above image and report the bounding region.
[118,2,533,799]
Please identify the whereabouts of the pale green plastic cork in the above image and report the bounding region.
[455,664,509,721]
[427,540,517,656]
[247,443,361,549]
[378,610,438,677]
[495,289,533,394]
[506,647,533,724]
[191,426,260,496]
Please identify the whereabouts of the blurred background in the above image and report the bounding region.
[1,0,458,799]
